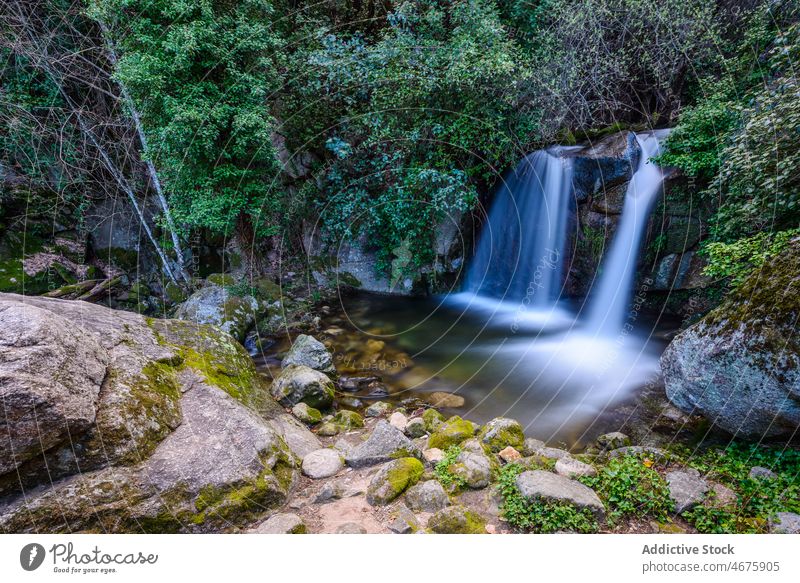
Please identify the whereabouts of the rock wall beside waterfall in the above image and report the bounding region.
[661,239,800,439]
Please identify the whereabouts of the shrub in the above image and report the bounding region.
[579,454,673,524]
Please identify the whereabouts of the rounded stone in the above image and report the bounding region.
[302,448,344,479]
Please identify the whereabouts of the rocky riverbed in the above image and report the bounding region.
[2,291,798,534]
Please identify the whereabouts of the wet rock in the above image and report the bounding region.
[250,513,305,534]
[345,420,422,468]
[335,522,367,534]
[452,449,492,489]
[174,281,259,342]
[478,417,525,452]
[405,417,427,438]
[302,449,344,479]
[427,416,477,450]
[666,469,709,514]
[422,391,466,408]
[749,466,777,480]
[291,402,322,425]
[281,334,335,374]
[339,375,381,392]
[555,457,597,478]
[389,411,408,432]
[338,396,363,409]
[769,512,800,534]
[0,300,108,475]
[270,364,335,410]
[662,241,800,439]
[366,458,424,506]
[428,506,486,534]
[516,470,605,520]
[405,479,450,513]
[596,432,631,450]
[365,401,392,417]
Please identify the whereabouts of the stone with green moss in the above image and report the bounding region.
[422,408,445,431]
[427,416,476,450]
[292,402,322,425]
[334,409,364,430]
[206,273,236,286]
[317,421,339,437]
[427,506,486,534]
[365,401,392,417]
[270,364,335,410]
[477,417,524,452]
[366,458,424,505]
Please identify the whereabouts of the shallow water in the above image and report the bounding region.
[319,291,674,448]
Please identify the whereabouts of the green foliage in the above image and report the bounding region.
[580,454,673,524]
[434,445,467,490]
[496,463,598,533]
[701,228,800,287]
[678,443,800,533]
[87,0,284,238]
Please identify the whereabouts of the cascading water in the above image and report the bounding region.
[585,130,670,336]
[463,147,578,305]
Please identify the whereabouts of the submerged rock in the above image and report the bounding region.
[281,334,335,374]
[662,240,800,439]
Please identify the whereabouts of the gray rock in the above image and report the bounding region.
[405,480,450,512]
[478,417,525,452]
[291,402,322,425]
[516,470,605,520]
[249,513,305,534]
[316,421,339,436]
[389,505,419,534]
[452,449,492,489]
[268,414,323,460]
[302,448,344,479]
[427,506,486,534]
[405,417,427,438]
[555,457,597,478]
[281,334,335,374]
[607,446,668,461]
[270,364,335,409]
[537,447,571,460]
[707,483,737,508]
[769,512,800,534]
[749,466,777,480]
[335,522,367,534]
[666,469,709,514]
[0,300,108,475]
[365,401,392,417]
[661,242,800,439]
[345,420,422,468]
[174,282,259,342]
[389,411,408,432]
[521,438,546,456]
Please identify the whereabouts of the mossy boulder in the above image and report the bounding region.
[662,239,800,439]
[270,364,335,410]
[428,506,486,534]
[334,409,364,430]
[422,408,445,431]
[366,458,424,505]
[477,417,524,452]
[427,416,476,450]
[292,402,322,425]
[174,280,261,343]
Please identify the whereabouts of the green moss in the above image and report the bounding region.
[422,408,445,431]
[207,273,236,286]
[334,409,364,430]
[427,416,475,450]
[427,507,487,534]
[478,419,524,452]
[165,282,187,304]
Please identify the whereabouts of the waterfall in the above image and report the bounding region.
[585,130,669,336]
[464,147,578,306]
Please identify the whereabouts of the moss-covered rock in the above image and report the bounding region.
[292,402,322,425]
[427,416,476,450]
[334,409,364,430]
[270,364,335,410]
[422,408,445,431]
[366,458,424,505]
[477,417,525,452]
[427,506,486,534]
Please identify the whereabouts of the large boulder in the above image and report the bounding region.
[0,301,108,475]
[661,240,800,439]
[175,278,261,342]
[0,293,297,533]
